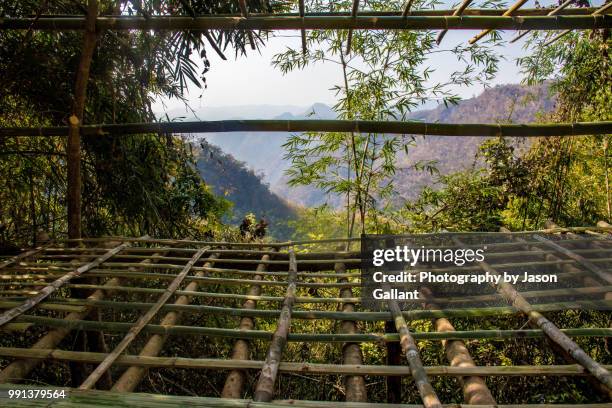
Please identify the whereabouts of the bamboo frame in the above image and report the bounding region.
[436,0,473,44]
[2,119,612,138]
[510,0,574,43]
[78,246,208,389]
[0,240,129,327]
[544,2,612,47]
[452,236,612,391]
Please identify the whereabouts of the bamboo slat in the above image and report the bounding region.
[254,250,298,402]
[3,119,612,138]
[0,240,129,327]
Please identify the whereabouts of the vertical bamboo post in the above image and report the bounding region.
[67,0,99,240]
[384,320,402,403]
[335,258,367,402]
[222,253,271,398]
[110,253,220,392]
[253,249,297,402]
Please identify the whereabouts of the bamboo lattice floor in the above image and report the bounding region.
[0,227,610,407]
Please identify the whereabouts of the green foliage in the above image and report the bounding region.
[274,0,501,238]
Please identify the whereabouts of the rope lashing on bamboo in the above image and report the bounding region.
[222,252,272,399]
[0,240,130,328]
[452,236,612,391]
[335,256,367,402]
[3,119,612,138]
[110,252,220,393]
[253,249,298,402]
[78,246,209,390]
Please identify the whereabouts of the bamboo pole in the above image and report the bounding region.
[510,0,574,43]
[345,0,360,55]
[0,243,51,269]
[384,287,442,408]
[222,253,271,398]
[420,288,495,405]
[468,0,528,44]
[67,0,99,240]
[110,253,220,392]
[336,258,367,402]
[0,240,129,327]
[436,0,473,44]
[1,15,609,31]
[254,249,298,402]
[78,246,208,389]
[532,234,612,285]
[299,0,306,54]
[453,236,612,391]
[3,119,612,138]
[2,347,612,377]
[0,242,160,383]
[544,2,612,47]
[3,313,610,342]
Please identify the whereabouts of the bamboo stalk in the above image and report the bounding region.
[2,347,612,378]
[421,288,495,405]
[469,0,528,44]
[436,0,473,44]
[0,240,129,327]
[254,249,298,402]
[110,253,219,392]
[0,243,51,269]
[78,246,208,389]
[510,0,574,43]
[1,15,609,31]
[222,253,271,398]
[345,0,360,55]
[385,287,442,408]
[533,234,612,285]
[453,236,612,391]
[336,258,367,402]
[3,119,612,138]
[299,0,306,54]
[544,2,612,47]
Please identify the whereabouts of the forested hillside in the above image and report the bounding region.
[195,140,297,239]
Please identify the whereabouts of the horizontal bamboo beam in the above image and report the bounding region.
[7,303,609,339]
[2,119,612,138]
[0,15,609,31]
[0,347,610,377]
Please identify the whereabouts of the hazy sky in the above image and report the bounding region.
[153,1,605,115]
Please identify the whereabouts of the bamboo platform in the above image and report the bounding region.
[0,225,610,406]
